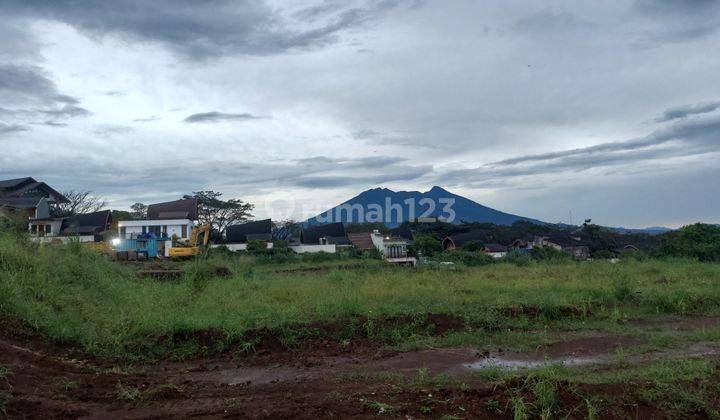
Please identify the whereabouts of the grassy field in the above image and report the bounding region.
[2,230,720,361]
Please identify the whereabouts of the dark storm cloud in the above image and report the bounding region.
[3,0,411,59]
[183,112,267,123]
[656,100,720,122]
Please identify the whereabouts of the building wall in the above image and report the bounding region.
[290,244,336,254]
[30,235,96,244]
[117,219,194,239]
[28,219,63,237]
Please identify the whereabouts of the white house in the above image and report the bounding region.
[117,198,197,240]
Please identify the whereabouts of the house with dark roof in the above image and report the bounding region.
[117,198,198,240]
[226,219,273,243]
[300,222,349,245]
[28,207,113,241]
[347,232,375,250]
[0,177,68,218]
[442,230,493,250]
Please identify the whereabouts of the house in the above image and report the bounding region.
[389,224,414,241]
[221,219,273,251]
[226,219,272,243]
[347,232,375,251]
[300,222,349,245]
[347,230,416,266]
[511,233,590,260]
[483,243,508,259]
[117,198,197,240]
[0,177,68,218]
[28,206,112,242]
[442,230,493,250]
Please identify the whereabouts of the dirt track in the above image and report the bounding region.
[2,316,720,419]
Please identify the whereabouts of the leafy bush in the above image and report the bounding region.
[532,246,570,262]
[246,239,268,254]
[593,249,615,259]
[460,240,483,252]
[659,224,720,262]
[408,234,443,257]
[436,250,494,267]
[501,249,534,266]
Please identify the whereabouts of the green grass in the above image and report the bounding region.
[2,230,720,360]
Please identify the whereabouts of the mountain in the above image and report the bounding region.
[609,226,673,235]
[305,186,543,227]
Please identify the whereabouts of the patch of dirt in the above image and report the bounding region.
[273,264,366,274]
[2,313,720,419]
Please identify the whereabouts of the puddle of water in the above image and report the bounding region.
[466,342,720,371]
[465,354,609,371]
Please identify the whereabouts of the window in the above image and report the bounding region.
[149,225,161,235]
[45,224,51,234]
[142,226,147,234]
[181,224,187,238]
[120,226,126,237]
[31,225,37,234]
[162,225,167,236]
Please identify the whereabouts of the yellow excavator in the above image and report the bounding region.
[168,224,211,258]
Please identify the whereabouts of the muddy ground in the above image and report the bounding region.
[2,315,720,419]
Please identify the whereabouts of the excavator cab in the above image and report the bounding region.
[168,224,211,258]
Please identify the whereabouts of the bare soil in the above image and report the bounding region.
[2,315,719,419]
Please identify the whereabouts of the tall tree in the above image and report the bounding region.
[130,202,148,220]
[191,191,254,236]
[55,190,107,217]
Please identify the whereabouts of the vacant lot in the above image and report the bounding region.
[2,231,720,418]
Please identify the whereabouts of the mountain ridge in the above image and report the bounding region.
[305,186,543,227]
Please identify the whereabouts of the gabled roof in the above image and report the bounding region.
[0,196,44,209]
[443,230,494,249]
[147,198,198,220]
[300,222,346,244]
[483,243,508,253]
[225,219,272,243]
[347,232,375,250]
[61,210,113,235]
[389,224,414,241]
[0,177,68,203]
[0,177,34,190]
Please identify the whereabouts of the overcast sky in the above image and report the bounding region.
[1,0,719,228]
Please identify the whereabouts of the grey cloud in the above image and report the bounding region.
[183,112,267,123]
[92,124,134,136]
[39,121,68,127]
[102,90,125,97]
[511,8,589,34]
[636,0,719,15]
[40,105,92,119]
[656,100,720,122]
[133,115,161,123]
[0,153,431,199]
[0,64,90,124]
[3,0,412,59]
[439,114,720,188]
[0,122,28,134]
[292,166,430,188]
